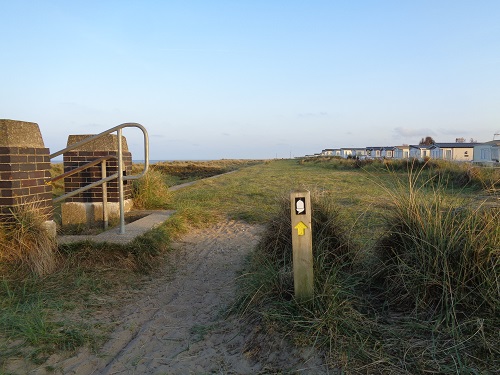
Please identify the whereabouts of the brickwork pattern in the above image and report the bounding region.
[0,146,53,219]
[63,151,132,203]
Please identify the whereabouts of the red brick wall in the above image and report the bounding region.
[0,146,53,220]
[63,151,132,203]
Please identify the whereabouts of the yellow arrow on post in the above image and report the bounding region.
[294,221,308,236]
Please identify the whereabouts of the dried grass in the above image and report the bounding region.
[0,201,57,277]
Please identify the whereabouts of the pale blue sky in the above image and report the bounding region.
[1,1,499,159]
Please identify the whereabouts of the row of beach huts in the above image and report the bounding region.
[305,139,500,165]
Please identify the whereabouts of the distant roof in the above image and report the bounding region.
[409,144,432,149]
[479,140,500,146]
[430,143,479,148]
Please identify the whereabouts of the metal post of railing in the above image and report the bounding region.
[117,128,125,234]
[101,160,108,230]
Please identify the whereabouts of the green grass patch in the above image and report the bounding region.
[0,278,98,366]
[169,160,389,234]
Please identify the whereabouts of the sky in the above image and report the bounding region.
[1,1,500,160]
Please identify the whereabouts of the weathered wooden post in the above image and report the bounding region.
[290,189,314,302]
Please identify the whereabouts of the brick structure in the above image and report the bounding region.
[63,134,132,202]
[61,134,133,226]
[0,119,53,222]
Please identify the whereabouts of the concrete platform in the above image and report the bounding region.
[57,210,175,245]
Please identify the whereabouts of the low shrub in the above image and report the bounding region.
[433,162,500,191]
[152,159,263,180]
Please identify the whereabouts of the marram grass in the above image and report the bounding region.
[0,201,57,277]
[132,167,172,210]
[375,169,499,321]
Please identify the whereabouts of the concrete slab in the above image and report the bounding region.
[57,210,175,245]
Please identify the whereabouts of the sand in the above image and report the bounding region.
[12,220,329,374]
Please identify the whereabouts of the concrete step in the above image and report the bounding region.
[57,210,175,245]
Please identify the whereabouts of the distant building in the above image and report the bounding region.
[366,146,383,158]
[409,144,432,159]
[473,141,499,164]
[429,143,476,161]
[310,138,488,162]
[381,146,396,158]
[394,145,410,159]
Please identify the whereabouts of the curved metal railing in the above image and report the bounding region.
[49,123,149,234]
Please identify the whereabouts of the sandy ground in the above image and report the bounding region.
[14,220,329,375]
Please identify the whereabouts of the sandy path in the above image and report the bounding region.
[31,220,328,374]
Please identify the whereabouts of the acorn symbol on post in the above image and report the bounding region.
[295,198,305,215]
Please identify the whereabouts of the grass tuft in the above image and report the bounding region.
[256,191,354,271]
[0,202,57,277]
[368,168,499,372]
[132,167,172,209]
[374,170,499,322]
[58,221,172,274]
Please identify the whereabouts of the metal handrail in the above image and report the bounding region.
[53,169,118,204]
[50,123,149,234]
[48,155,117,185]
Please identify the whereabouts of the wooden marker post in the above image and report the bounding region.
[290,190,313,302]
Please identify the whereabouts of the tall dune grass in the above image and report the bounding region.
[0,202,57,277]
[368,170,500,372]
[132,168,172,209]
[375,171,499,321]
